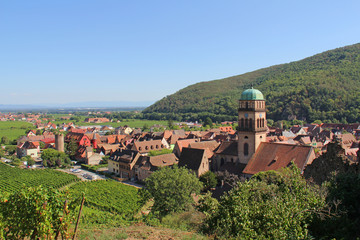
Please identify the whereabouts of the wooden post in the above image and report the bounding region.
[72,196,85,240]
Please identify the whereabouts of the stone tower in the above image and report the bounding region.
[238,88,267,164]
[55,134,65,152]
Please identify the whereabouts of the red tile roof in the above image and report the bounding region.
[243,142,315,175]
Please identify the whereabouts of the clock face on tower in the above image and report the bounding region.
[245,113,248,118]
[259,114,262,118]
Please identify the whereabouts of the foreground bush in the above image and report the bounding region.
[0,186,78,239]
[200,164,325,239]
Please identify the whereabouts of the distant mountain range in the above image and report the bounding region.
[0,101,153,111]
[144,43,360,123]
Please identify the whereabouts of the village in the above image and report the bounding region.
[2,88,359,188]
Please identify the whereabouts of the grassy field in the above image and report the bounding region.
[77,119,168,128]
[50,114,168,129]
[0,162,80,194]
[0,121,33,142]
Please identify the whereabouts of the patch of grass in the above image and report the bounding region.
[0,121,33,142]
[77,224,209,240]
[76,119,168,129]
[161,209,206,232]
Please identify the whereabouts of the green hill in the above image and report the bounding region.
[143,43,360,123]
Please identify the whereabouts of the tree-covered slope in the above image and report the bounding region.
[144,43,360,123]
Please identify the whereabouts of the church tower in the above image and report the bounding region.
[238,88,267,164]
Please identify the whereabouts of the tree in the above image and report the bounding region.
[1,136,9,145]
[101,155,110,164]
[201,164,325,239]
[0,186,78,239]
[27,158,35,166]
[143,165,202,216]
[167,119,174,129]
[310,173,360,239]
[142,123,149,131]
[39,141,45,150]
[41,149,71,168]
[203,117,213,128]
[199,171,218,191]
[266,119,274,127]
[303,138,356,185]
[65,138,78,159]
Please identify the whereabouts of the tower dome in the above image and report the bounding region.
[240,88,264,100]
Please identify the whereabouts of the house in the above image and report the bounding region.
[97,143,120,155]
[65,132,91,147]
[86,152,103,165]
[219,126,235,134]
[134,153,178,181]
[84,118,110,123]
[242,142,316,177]
[45,122,57,130]
[188,140,220,159]
[108,149,141,179]
[337,133,356,149]
[172,139,199,158]
[178,147,210,177]
[131,139,170,155]
[213,141,239,170]
[27,130,37,137]
[115,126,133,135]
[17,141,40,158]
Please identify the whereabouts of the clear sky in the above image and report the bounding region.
[1,0,360,106]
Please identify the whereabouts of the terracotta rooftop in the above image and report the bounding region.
[243,142,315,175]
[215,141,238,156]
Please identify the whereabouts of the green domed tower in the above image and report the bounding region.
[238,88,267,164]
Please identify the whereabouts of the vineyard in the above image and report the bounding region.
[0,162,79,193]
[68,180,142,225]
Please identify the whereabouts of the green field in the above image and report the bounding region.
[0,121,33,142]
[68,180,142,225]
[78,119,168,128]
[0,162,79,194]
[49,113,168,129]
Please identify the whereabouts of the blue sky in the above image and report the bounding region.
[1,0,360,106]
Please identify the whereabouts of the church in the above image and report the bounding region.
[214,88,316,177]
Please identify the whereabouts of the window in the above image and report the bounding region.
[246,102,248,109]
[249,119,252,129]
[244,143,249,156]
[241,118,244,128]
[245,119,248,128]
[244,136,248,139]
[257,119,260,128]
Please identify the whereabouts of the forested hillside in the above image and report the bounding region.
[144,43,360,123]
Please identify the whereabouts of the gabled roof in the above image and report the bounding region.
[69,128,87,134]
[174,139,198,152]
[243,142,315,175]
[215,141,238,156]
[85,133,101,141]
[132,139,166,153]
[110,149,139,163]
[97,143,120,152]
[188,140,220,158]
[178,148,206,171]
[337,133,356,149]
[19,141,39,150]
